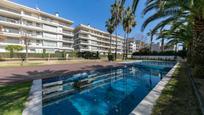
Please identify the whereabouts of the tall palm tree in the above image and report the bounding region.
[147,29,154,52]
[122,7,136,60]
[158,24,193,61]
[142,0,204,67]
[110,0,124,60]
[121,0,204,62]
[105,18,115,56]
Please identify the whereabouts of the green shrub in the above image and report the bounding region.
[42,49,46,58]
[5,45,24,58]
[69,51,78,58]
[108,53,114,61]
[132,50,187,58]
[78,51,100,59]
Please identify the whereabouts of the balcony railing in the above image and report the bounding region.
[62,38,73,41]
[63,45,72,48]
[63,30,73,35]
[0,6,20,14]
[1,29,20,34]
[0,16,20,24]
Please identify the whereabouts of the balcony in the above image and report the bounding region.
[0,16,20,24]
[62,44,72,48]
[62,30,73,36]
[0,6,20,15]
[62,38,73,41]
[78,35,89,40]
[62,38,73,43]
[80,41,89,44]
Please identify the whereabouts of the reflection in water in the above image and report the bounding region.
[42,61,175,115]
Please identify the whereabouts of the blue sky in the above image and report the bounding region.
[12,0,158,43]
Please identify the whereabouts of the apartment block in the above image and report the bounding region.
[74,24,124,55]
[127,38,145,54]
[0,0,74,53]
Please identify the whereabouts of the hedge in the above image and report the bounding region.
[132,50,187,58]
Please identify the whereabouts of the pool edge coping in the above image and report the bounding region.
[22,79,42,115]
[129,62,179,115]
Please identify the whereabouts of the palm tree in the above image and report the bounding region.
[105,18,115,60]
[142,0,204,68]
[119,0,204,77]
[122,7,136,60]
[147,29,154,52]
[110,0,124,60]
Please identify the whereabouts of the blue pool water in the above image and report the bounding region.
[42,61,175,115]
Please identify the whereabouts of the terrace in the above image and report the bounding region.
[0,0,204,115]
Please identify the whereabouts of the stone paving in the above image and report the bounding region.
[0,61,124,85]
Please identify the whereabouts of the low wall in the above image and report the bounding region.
[132,55,176,61]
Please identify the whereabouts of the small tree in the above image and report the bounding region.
[96,51,100,59]
[42,49,46,58]
[5,45,23,58]
[70,50,77,59]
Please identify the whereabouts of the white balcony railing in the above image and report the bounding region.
[0,16,20,24]
[0,6,20,14]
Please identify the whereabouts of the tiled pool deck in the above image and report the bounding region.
[0,61,124,85]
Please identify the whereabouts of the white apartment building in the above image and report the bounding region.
[0,0,74,53]
[127,38,145,54]
[74,24,124,55]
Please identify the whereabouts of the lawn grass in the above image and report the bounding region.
[152,63,202,115]
[0,82,31,115]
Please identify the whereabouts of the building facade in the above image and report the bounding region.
[0,0,74,53]
[74,24,124,55]
[0,0,126,55]
[127,38,145,54]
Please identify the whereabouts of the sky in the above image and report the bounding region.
[12,0,158,43]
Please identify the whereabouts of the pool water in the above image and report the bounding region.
[42,61,175,115]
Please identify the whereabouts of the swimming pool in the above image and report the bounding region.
[42,61,175,115]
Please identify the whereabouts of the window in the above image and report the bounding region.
[36,31,41,35]
[30,49,36,52]
[43,24,57,32]
[44,32,57,39]
[43,41,57,47]
[36,40,40,45]
[36,23,41,27]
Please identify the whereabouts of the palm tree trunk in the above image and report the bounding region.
[161,38,164,52]
[150,34,153,52]
[25,38,28,62]
[174,43,178,60]
[125,33,129,60]
[187,41,192,64]
[192,17,204,66]
[123,33,126,60]
[115,30,118,60]
[109,34,112,54]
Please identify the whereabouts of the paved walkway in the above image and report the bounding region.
[0,62,124,85]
